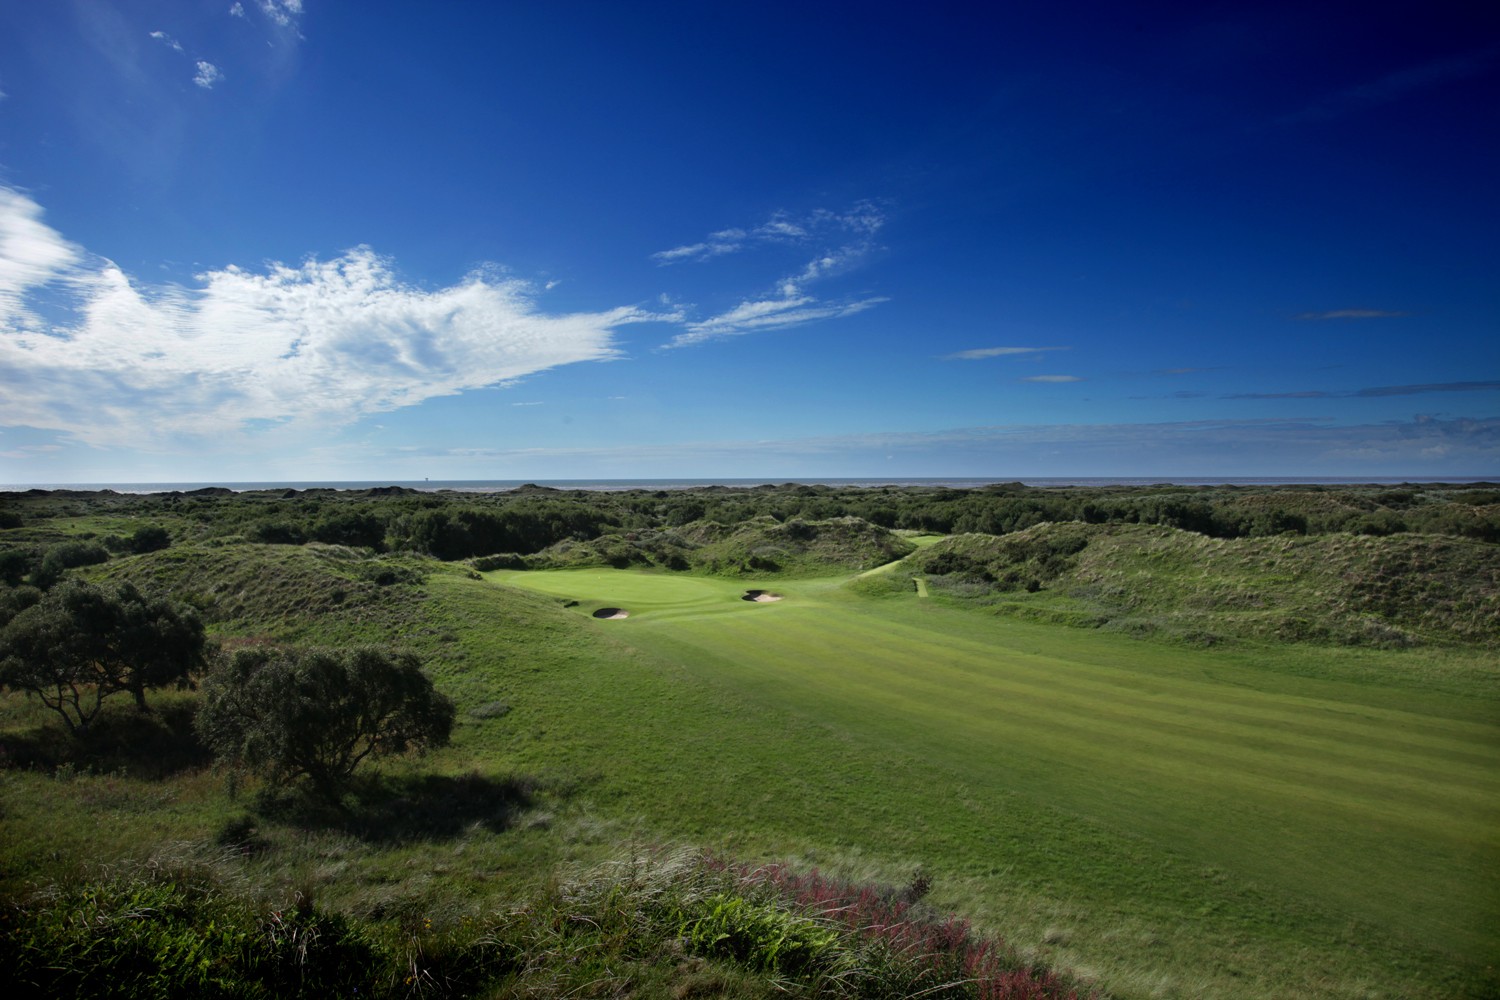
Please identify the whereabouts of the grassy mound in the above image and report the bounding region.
[514,515,914,577]
[889,522,1500,647]
[519,527,697,571]
[87,541,436,645]
[679,516,915,576]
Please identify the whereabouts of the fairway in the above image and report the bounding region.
[489,566,1500,982]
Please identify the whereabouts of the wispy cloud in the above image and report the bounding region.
[229,2,246,17]
[148,28,224,89]
[149,30,184,53]
[1295,308,1411,321]
[1281,46,1500,126]
[670,295,886,346]
[193,61,223,89]
[943,346,1068,361]
[1023,375,1082,383]
[660,203,887,347]
[650,229,746,264]
[0,186,664,450]
[1227,380,1499,400]
[652,205,875,266]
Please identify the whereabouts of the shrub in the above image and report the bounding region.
[197,645,456,803]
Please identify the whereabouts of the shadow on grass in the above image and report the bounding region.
[254,770,541,843]
[0,701,210,779]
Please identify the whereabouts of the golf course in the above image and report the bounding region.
[480,561,1499,997]
[3,482,1497,998]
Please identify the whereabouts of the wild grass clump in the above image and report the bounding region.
[701,856,1098,999]
[4,872,381,999]
[525,849,1100,999]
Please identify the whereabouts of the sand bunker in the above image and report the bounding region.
[592,607,630,620]
[742,590,784,603]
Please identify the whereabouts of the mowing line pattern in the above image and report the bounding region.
[492,568,1500,965]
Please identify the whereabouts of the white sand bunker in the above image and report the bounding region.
[742,590,784,603]
[592,607,630,620]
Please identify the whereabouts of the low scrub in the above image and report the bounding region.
[681,516,915,577]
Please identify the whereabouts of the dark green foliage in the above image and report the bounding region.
[247,519,308,545]
[682,516,916,576]
[0,580,207,733]
[915,525,1093,593]
[391,500,616,559]
[3,877,380,999]
[197,645,456,803]
[130,524,173,553]
[31,537,112,588]
[309,509,386,550]
[0,548,32,586]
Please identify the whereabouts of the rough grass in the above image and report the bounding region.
[86,541,439,646]
[890,523,1500,647]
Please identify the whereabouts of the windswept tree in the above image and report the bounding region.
[197,645,455,803]
[0,580,207,734]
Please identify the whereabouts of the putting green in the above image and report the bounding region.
[486,568,802,621]
[488,565,1500,970]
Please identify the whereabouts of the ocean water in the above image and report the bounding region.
[4,475,1492,494]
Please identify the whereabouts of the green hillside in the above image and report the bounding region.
[881,522,1500,648]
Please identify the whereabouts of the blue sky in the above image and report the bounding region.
[0,1,1496,483]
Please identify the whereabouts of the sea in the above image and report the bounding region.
[4,476,1494,494]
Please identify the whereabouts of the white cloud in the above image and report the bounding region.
[668,294,886,348]
[193,61,224,89]
[0,188,82,328]
[229,2,246,16]
[0,187,663,450]
[651,232,744,264]
[659,202,887,346]
[653,204,882,265]
[259,0,304,28]
[149,30,185,53]
[943,346,1069,360]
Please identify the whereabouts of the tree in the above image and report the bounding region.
[0,580,207,734]
[196,645,455,802]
